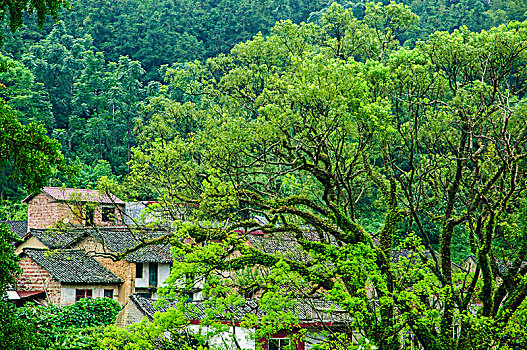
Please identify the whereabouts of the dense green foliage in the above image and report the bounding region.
[0,0,67,37]
[4,0,329,78]
[2,0,527,349]
[0,301,51,350]
[120,3,527,349]
[0,223,20,295]
[16,298,120,329]
[3,298,121,350]
[0,100,66,193]
[1,299,204,350]
[1,0,526,202]
[55,297,121,328]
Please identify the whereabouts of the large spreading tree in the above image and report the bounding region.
[123,3,527,350]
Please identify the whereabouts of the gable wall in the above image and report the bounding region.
[17,256,61,305]
[74,237,135,306]
[15,236,47,255]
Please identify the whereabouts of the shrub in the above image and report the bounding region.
[55,297,121,328]
[0,301,51,350]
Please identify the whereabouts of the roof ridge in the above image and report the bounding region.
[130,294,156,321]
[24,187,124,204]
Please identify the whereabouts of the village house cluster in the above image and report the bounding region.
[3,186,481,350]
[5,187,347,349]
[6,187,174,323]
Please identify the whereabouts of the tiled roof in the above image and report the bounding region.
[23,248,123,284]
[23,187,124,204]
[30,228,87,249]
[90,229,173,263]
[247,235,311,263]
[29,228,173,263]
[130,294,348,323]
[0,220,28,239]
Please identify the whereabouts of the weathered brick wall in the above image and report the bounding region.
[27,193,75,230]
[17,256,61,305]
[97,257,134,306]
[28,192,124,229]
[74,237,135,306]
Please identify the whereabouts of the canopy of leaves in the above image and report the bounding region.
[126,4,527,349]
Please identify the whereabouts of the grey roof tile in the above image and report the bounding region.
[23,248,123,284]
[0,220,28,239]
[130,294,347,323]
[30,228,87,249]
[29,228,173,263]
[247,235,311,263]
[89,229,173,263]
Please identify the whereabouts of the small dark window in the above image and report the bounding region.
[136,263,143,278]
[137,292,151,299]
[102,207,115,222]
[186,292,194,302]
[75,289,92,302]
[85,208,94,225]
[104,289,114,298]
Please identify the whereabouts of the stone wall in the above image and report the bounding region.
[117,298,146,326]
[17,256,61,305]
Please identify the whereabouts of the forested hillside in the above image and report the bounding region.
[0,0,525,213]
[3,1,527,349]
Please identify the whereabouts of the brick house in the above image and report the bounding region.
[17,248,123,305]
[15,187,173,307]
[23,186,125,230]
[15,227,173,306]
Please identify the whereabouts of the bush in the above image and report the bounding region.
[55,297,121,328]
[51,326,106,350]
[0,301,51,350]
[12,297,121,350]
